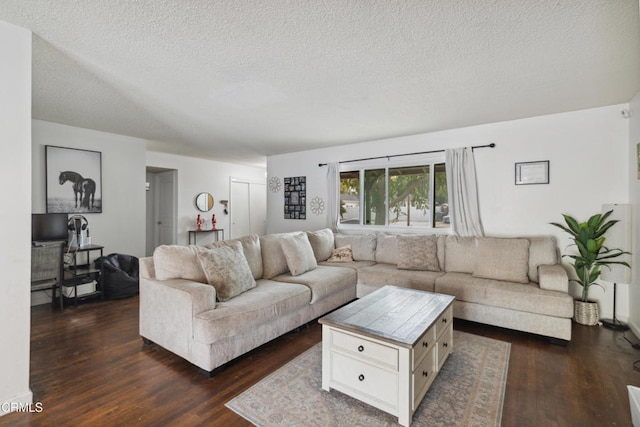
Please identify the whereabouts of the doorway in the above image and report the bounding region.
[146,168,177,256]
[229,179,266,239]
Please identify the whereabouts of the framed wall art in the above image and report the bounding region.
[284,176,306,219]
[515,160,549,185]
[46,145,102,213]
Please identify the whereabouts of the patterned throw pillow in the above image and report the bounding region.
[397,235,440,271]
[327,245,354,262]
[197,241,256,302]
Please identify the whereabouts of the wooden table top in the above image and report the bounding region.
[319,285,455,348]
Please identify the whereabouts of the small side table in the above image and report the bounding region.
[188,229,224,245]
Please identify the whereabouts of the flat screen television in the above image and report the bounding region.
[32,213,68,243]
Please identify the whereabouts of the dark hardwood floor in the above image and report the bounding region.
[1,296,639,426]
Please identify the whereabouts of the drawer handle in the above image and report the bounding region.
[422,341,429,348]
[442,317,448,324]
[422,370,429,377]
[443,342,449,348]
[358,374,365,381]
[357,345,364,352]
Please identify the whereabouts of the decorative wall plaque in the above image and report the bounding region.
[284,176,306,219]
[310,196,325,215]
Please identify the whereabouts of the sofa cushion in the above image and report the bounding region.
[435,272,573,318]
[273,265,356,304]
[306,228,334,262]
[197,241,257,302]
[473,237,530,284]
[153,245,207,283]
[397,235,440,271]
[260,232,300,279]
[280,232,318,276]
[524,236,558,283]
[327,245,354,262]
[193,280,311,343]
[444,236,479,273]
[334,234,377,261]
[205,234,263,280]
[375,233,398,265]
[357,263,444,293]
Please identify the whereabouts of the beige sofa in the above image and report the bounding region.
[139,231,356,375]
[139,229,573,375]
[326,233,573,342]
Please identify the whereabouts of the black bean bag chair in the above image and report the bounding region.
[95,253,139,299]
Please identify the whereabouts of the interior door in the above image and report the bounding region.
[249,183,267,235]
[156,170,177,246]
[230,180,250,239]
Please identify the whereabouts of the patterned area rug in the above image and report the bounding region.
[227,330,510,426]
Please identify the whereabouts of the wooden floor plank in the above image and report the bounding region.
[1,296,639,426]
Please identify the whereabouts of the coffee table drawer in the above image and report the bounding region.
[437,325,453,369]
[412,325,436,370]
[331,329,398,371]
[412,345,436,410]
[330,351,399,408]
[436,306,453,338]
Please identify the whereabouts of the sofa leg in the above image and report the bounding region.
[142,337,154,346]
[548,337,569,347]
[201,365,226,378]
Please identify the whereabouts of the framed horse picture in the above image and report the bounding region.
[46,145,102,213]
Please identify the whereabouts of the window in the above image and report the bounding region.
[339,160,448,229]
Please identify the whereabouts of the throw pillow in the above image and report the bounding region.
[327,245,354,262]
[397,235,440,271]
[205,234,263,280]
[473,237,530,283]
[306,228,335,262]
[153,245,207,283]
[197,241,256,302]
[334,234,377,261]
[280,232,318,276]
[260,232,299,279]
[375,233,398,265]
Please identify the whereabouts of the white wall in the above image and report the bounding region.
[267,104,631,320]
[31,120,147,305]
[0,21,33,416]
[628,91,640,337]
[146,151,266,247]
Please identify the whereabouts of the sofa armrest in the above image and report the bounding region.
[139,257,156,280]
[139,276,216,359]
[538,264,568,293]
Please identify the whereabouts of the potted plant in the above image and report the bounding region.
[551,210,630,325]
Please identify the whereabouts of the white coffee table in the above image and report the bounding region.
[319,285,455,426]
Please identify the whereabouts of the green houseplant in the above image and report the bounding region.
[551,210,630,324]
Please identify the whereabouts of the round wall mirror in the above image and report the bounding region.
[195,192,214,212]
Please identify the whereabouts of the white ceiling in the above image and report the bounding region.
[2,1,640,167]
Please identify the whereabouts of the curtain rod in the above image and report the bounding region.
[318,143,495,167]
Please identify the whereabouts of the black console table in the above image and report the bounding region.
[188,229,224,245]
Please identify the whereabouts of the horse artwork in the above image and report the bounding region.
[59,171,97,209]
[46,145,102,214]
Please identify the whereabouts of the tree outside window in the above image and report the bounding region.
[339,162,448,229]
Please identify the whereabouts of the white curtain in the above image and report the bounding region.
[326,162,339,231]
[445,147,484,236]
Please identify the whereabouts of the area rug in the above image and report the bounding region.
[226,330,510,426]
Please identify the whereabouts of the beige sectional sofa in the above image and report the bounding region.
[139,229,573,375]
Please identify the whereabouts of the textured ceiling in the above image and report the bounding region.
[2,1,640,167]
